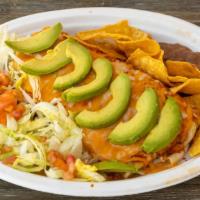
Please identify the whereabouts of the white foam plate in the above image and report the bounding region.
[1,7,200,197]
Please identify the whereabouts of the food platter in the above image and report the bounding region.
[0,7,200,196]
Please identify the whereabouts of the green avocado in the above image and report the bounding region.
[108,88,159,145]
[75,73,131,129]
[20,39,71,75]
[6,23,62,53]
[53,38,92,90]
[143,97,182,153]
[62,57,113,102]
[94,160,142,173]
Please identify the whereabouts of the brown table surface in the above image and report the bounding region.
[0,0,200,199]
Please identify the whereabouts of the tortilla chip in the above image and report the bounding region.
[185,94,200,109]
[189,127,200,157]
[155,50,164,61]
[74,36,126,60]
[166,60,200,78]
[127,49,169,84]
[185,94,200,125]
[170,78,200,94]
[168,76,188,83]
[131,27,149,41]
[117,39,160,56]
[77,32,132,41]
[76,20,151,61]
[77,20,148,41]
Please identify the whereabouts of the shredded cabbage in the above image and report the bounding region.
[59,133,82,158]
[28,75,41,101]
[0,125,46,172]
[19,88,35,105]
[6,115,18,131]
[0,97,83,175]
[13,134,46,172]
[0,26,23,73]
[19,140,34,155]
[19,118,50,133]
[15,73,27,89]
[45,167,64,179]
[75,159,105,182]
[47,136,61,151]
[0,28,37,113]
[30,100,83,158]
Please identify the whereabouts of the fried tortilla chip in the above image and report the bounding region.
[170,78,200,94]
[117,39,160,56]
[189,127,200,157]
[61,34,126,60]
[156,49,164,61]
[185,94,200,125]
[74,36,126,60]
[166,60,200,78]
[77,20,148,41]
[76,20,150,60]
[168,76,188,83]
[185,94,200,109]
[127,49,169,84]
[77,32,132,41]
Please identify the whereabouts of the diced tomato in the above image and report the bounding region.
[47,151,76,180]
[3,155,16,165]
[0,111,6,125]
[0,73,10,86]
[63,155,76,180]
[47,150,68,171]
[11,103,25,120]
[2,146,12,153]
[0,89,25,124]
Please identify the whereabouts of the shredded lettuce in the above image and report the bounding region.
[45,167,64,179]
[0,98,83,174]
[32,102,59,121]
[0,130,7,145]
[0,26,16,72]
[75,159,105,182]
[19,88,35,105]
[28,75,41,101]
[31,101,83,158]
[13,133,46,172]
[19,118,50,133]
[0,125,46,172]
[6,115,18,131]
[47,136,61,151]
[15,73,27,89]
[0,92,83,177]
[0,26,23,74]
[19,140,34,155]
[59,133,82,158]
[13,162,45,172]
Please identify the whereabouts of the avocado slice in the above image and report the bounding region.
[94,160,141,173]
[53,38,92,90]
[108,88,159,145]
[75,73,131,128]
[6,23,62,53]
[143,97,182,153]
[20,39,71,75]
[62,57,113,102]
